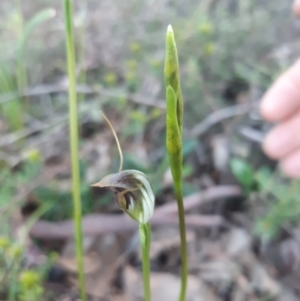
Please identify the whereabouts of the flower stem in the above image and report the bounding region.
[139,222,151,301]
[175,185,188,301]
[164,25,188,301]
[63,1,86,300]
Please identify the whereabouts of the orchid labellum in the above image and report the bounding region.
[92,169,155,224]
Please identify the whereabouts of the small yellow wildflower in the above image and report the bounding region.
[0,236,9,249]
[19,270,40,289]
[151,108,162,118]
[203,43,216,56]
[8,244,23,258]
[199,22,214,35]
[150,59,161,68]
[23,148,41,162]
[130,42,141,53]
[126,59,138,69]
[125,71,136,82]
[104,72,117,86]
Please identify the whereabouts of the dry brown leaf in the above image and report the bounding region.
[57,252,101,274]
[123,265,217,301]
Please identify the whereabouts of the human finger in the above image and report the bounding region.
[293,0,300,17]
[260,60,300,121]
[263,112,300,159]
[280,149,300,177]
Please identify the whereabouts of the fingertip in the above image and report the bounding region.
[262,120,297,160]
[259,79,292,122]
[262,131,281,160]
[260,64,300,122]
[259,75,291,122]
[260,90,278,122]
[293,0,300,17]
[280,164,300,178]
[280,153,300,178]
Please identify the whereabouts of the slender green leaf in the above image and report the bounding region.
[164,25,183,133]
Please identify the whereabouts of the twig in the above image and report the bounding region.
[0,101,98,147]
[29,185,241,239]
[0,85,165,147]
[0,122,50,147]
[0,83,165,108]
[29,214,226,239]
[239,126,265,143]
[190,103,250,137]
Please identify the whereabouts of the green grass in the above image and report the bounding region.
[63,0,86,300]
[0,161,48,301]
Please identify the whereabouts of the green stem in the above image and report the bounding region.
[164,25,188,301]
[175,185,188,301]
[64,1,86,300]
[139,222,151,301]
[165,86,188,300]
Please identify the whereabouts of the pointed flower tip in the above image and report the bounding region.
[167,24,174,37]
[166,25,177,50]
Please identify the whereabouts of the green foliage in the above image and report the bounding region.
[230,161,300,242]
[0,159,58,300]
[34,184,90,221]
[122,152,149,173]
[0,63,23,131]
[18,270,44,301]
[0,161,41,215]
[230,158,255,194]
[228,158,300,242]
[34,161,101,221]
[0,234,50,301]
[0,7,55,131]
[17,8,56,91]
[19,8,55,53]
[254,170,300,242]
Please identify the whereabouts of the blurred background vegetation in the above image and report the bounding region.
[1,0,300,300]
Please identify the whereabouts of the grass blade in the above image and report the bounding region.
[63,1,86,300]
